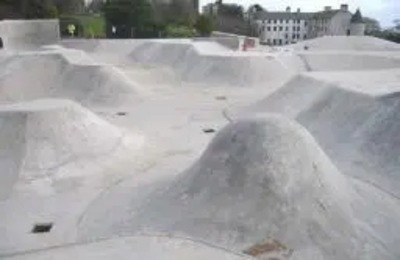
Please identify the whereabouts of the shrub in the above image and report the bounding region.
[164,25,194,38]
[195,15,213,36]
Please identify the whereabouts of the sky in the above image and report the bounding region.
[200,0,400,27]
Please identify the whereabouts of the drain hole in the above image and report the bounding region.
[215,96,227,100]
[203,128,216,133]
[116,112,127,116]
[32,223,53,233]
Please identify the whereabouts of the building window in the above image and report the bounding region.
[267,26,271,31]
[292,34,296,39]
[273,27,277,31]
[304,34,307,39]
[305,21,308,26]
[279,39,283,45]
[272,39,276,45]
[298,26,301,31]
[285,27,289,31]
[285,34,288,39]
[279,26,283,31]
[293,26,296,31]
[274,20,277,24]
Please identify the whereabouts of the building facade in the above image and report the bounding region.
[254,4,365,45]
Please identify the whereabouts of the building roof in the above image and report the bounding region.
[254,9,349,21]
[351,9,363,23]
[254,11,314,21]
[312,10,341,19]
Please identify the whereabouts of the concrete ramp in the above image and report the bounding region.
[297,51,400,72]
[130,40,295,86]
[0,20,60,51]
[0,99,143,200]
[291,36,400,51]
[0,50,141,106]
[60,39,146,65]
[234,72,400,197]
[130,40,194,66]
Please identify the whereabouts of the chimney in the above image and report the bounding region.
[340,4,349,11]
[297,8,301,13]
[286,6,291,13]
[324,6,332,11]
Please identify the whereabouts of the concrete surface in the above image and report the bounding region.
[0,20,60,51]
[2,235,250,260]
[290,36,400,51]
[0,21,400,260]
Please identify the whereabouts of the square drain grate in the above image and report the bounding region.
[31,223,53,234]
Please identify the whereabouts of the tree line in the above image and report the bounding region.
[0,0,85,19]
[103,0,213,38]
[364,17,400,43]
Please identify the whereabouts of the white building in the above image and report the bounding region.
[254,4,365,46]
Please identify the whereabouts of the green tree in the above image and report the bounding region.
[218,3,244,18]
[195,14,213,36]
[103,0,155,38]
[53,0,85,14]
[363,17,381,34]
[44,0,59,18]
[20,0,58,19]
[86,0,105,13]
[394,19,400,30]
[252,4,264,12]
[162,0,195,26]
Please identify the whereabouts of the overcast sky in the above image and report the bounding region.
[200,0,399,27]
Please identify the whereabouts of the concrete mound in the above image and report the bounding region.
[0,99,143,200]
[130,40,294,86]
[236,73,400,196]
[291,36,400,51]
[0,51,140,106]
[86,116,364,259]
[0,20,60,51]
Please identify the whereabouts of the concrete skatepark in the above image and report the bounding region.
[0,19,400,260]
